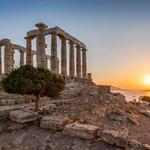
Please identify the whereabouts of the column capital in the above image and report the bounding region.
[81,48,87,51]
[35,22,48,29]
[68,40,74,44]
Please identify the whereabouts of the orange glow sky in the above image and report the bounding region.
[1,0,150,90]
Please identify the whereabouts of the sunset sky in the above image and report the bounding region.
[1,0,150,90]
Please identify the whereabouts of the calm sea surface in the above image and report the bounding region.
[112,90,150,101]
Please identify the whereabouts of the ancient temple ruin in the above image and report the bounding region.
[0,23,92,81]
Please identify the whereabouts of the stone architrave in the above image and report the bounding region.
[69,41,75,77]
[36,23,47,68]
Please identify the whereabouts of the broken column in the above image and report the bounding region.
[61,36,67,76]
[69,41,75,77]
[51,32,58,73]
[36,23,47,69]
[76,45,81,78]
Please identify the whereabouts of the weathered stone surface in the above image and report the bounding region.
[10,109,38,123]
[101,128,128,148]
[139,110,150,118]
[128,139,150,150]
[40,115,73,130]
[98,92,126,104]
[63,123,99,139]
[0,99,16,106]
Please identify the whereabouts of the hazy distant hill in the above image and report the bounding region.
[111,86,124,91]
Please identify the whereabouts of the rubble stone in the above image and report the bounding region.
[10,109,38,123]
[101,128,128,148]
[63,123,99,139]
[40,115,73,130]
[128,139,150,150]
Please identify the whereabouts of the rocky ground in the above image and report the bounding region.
[0,93,150,150]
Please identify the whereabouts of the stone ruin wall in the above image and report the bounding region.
[0,22,99,99]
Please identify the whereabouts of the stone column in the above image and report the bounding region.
[45,56,48,69]
[20,51,24,66]
[69,41,75,77]
[4,39,13,73]
[11,48,15,70]
[76,45,81,78]
[61,36,67,76]
[56,58,59,74]
[51,32,58,73]
[26,37,32,65]
[36,23,47,68]
[82,48,87,79]
[0,47,2,74]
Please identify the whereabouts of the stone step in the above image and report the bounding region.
[0,99,26,106]
[0,103,34,119]
[0,93,34,106]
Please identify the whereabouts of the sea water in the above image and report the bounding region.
[112,90,150,102]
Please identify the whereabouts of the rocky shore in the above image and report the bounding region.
[0,92,150,150]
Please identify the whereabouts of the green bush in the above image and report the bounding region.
[1,65,65,111]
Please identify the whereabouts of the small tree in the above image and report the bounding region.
[1,65,65,111]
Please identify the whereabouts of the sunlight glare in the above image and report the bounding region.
[144,76,150,85]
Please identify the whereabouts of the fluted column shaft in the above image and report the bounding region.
[26,37,32,65]
[12,48,15,70]
[76,45,81,78]
[61,37,67,76]
[36,30,46,68]
[45,57,48,69]
[4,40,13,73]
[0,47,2,74]
[82,49,87,78]
[69,41,75,77]
[51,32,58,73]
[20,51,24,66]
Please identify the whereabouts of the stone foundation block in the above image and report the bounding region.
[0,99,16,106]
[101,128,128,148]
[63,123,99,139]
[40,115,73,131]
[10,109,38,123]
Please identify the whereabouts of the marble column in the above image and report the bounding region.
[20,51,24,66]
[61,36,67,76]
[0,47,2,74]
[69,41,75,77]
[76,45,81,78]
[4,39,13,73]
[51,32,58,73]
[11,48,15,70]
[45,56,48,69]
[82,48,87,79]
[26,37,32,65]
[56,58,59,74]
[36,23,47,69]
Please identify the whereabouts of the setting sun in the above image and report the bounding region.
[144,76,150,85]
